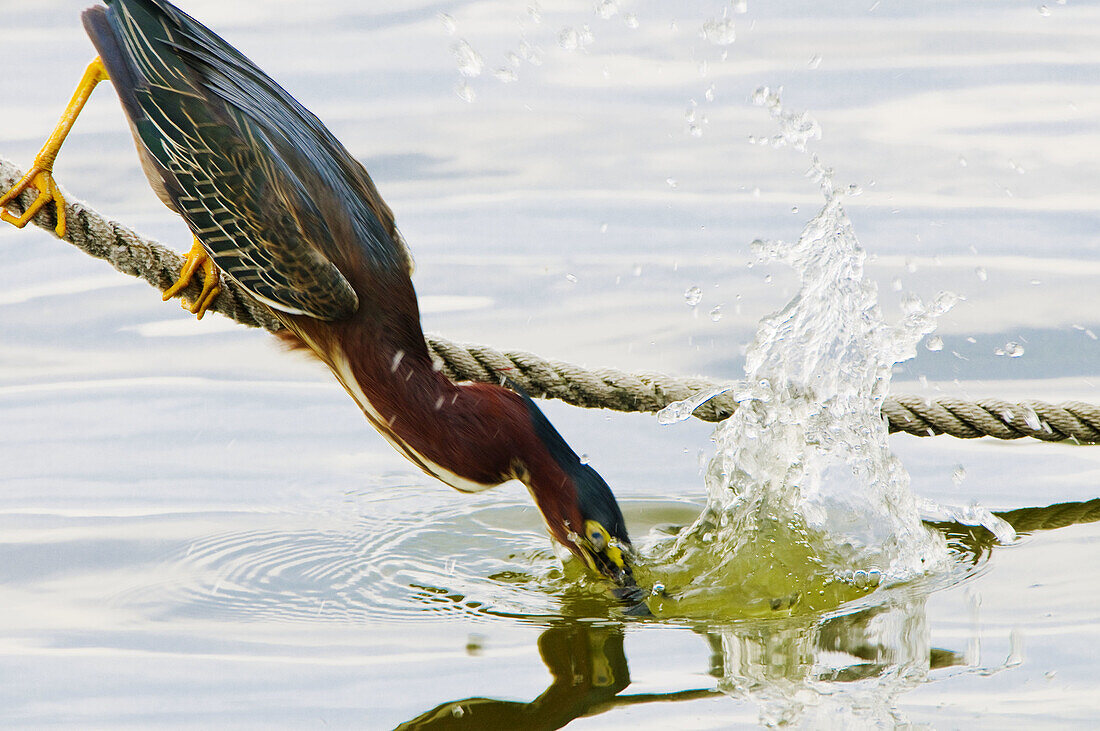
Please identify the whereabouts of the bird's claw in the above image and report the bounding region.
[163,238,222,320]
[0,165,67,237]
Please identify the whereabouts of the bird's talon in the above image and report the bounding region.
[193,281,222,320]
[0,167,67,237]
[164,238,221,319]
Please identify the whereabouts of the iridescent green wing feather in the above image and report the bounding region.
[91,0,411,319]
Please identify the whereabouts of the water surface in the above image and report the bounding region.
[2,0,1100,726]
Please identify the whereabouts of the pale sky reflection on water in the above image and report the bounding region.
[1,0,1100,727]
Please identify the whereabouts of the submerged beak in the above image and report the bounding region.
[580,520,651,614]
[581,519,632,584]
[509,383,647,610]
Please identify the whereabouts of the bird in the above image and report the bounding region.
[0,0,642,597]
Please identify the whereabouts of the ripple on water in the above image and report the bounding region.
[112,486,990,628]
[115,486,661,625]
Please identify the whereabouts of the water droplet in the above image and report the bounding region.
[579,453,590,464]
[623,12,639,29]
[926,335,944,352]
[967,337,977,344]
[790,206,799,214]
[452,40,484,77]
[900,293,923,315]
[905,258,918,273]
[632,264,642,277]
[1010,159,1026,174]
[1038,4,1051,15]
[558,27,580,51]
[951,465,966,487]
[931,290,960,315]
[493,67,518,83]
[455,81,476,103]
[518,41,543,66]
[599,222,608,234]
[958,155,968,167]
[733,0,748,12]
[705,83,716,102]
[439,13,457,35]
[975,266,987,281]
[1007,629,1025,667]
[702,18,736,45]
[764,274,773,284]
[657,400,694,425]
[595,0,619,19]
[684,285,703,307]
[847,184,863,197]
[808,54,822,69]
[666,177,678,189]
[451,704,465,718]
[709,305,723,322]
[565,273,578,283]
[1087,329,1097,340]
[751,86,770,105]
[891,277,903,292]
[466,633,486,654]
[995,341,1024,357]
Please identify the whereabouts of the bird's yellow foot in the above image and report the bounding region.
[0,166,68,237]
[0,57,110,239]
[163,238,222,320]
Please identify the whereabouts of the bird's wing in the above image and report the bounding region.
[87,0,411,319]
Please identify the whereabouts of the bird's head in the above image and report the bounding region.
[510,386,639,590]
[561,461,636,587]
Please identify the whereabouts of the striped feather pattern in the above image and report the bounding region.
[86,0,412,320]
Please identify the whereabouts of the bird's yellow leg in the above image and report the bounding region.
[0,58,110,238]
[162,237,222,320]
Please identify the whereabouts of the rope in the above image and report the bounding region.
[928,498,1100,564]
[5,156,1100,443]
[1,157,280,331]
[996,498,1100,534]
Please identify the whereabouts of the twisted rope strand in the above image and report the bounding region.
[996,498,1100,534]
[5,157,1100,443]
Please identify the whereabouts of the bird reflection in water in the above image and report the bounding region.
[396,498,1100,729]
[394,595,963,730]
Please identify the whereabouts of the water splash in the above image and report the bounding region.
[451,40,484,78]
[594,0,620,19]
[703,18,736,45]
[647,92,972,616]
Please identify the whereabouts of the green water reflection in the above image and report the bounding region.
[395,498,1100,730]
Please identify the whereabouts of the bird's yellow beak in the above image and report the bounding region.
[582,520,624,568]
[581,519,630,584]
[580,519,650,614]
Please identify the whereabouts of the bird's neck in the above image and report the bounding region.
[326,333,549,492]
[281,313,582,543]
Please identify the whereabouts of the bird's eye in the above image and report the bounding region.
[585,520,608,551]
